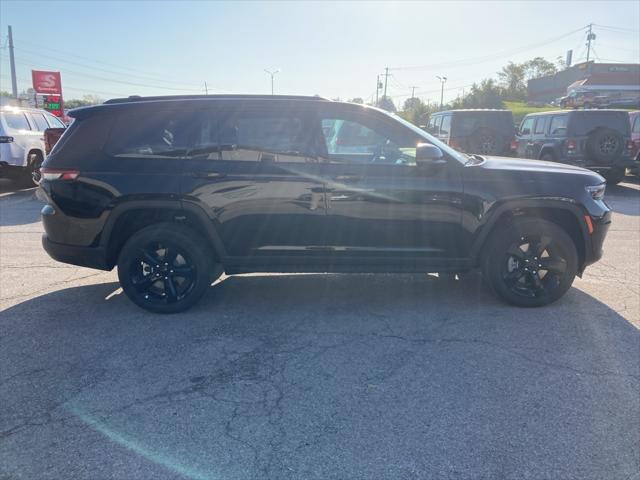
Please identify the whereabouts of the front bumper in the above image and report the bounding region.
[582,210,612,271]
[42,235,111,271]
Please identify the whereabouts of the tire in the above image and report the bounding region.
[117,223,219,313]
[21,152,43,187]
[482,218,578,307]
[602,167,625,185]
[468,127,502,155]
[586,128,624,164]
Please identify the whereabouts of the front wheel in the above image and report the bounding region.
[602,167,625,185]
[117,224,219,313]
[483,218,578,307]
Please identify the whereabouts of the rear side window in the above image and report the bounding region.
[534,117,547,135]
[105,109,213,157]
[2,112,31,130]
[569,112,630,136]
[46,114,66,128]
[632,116,640,134]
[427,115,441,134]
[30,113,50,132]
[549,115,568,135]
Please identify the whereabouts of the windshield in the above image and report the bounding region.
[390,112,469,163]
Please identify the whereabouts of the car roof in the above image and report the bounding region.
[68,95,377,119]
[524,109,631,117]
[433,109,511,114]
[0,105,55,115]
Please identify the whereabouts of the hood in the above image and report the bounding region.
[479,155,603,180]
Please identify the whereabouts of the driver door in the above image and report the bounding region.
[315,105,465,263]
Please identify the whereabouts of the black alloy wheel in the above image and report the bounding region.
[484,218,578,307]
[130,242,197,305]
[501,234,567,300]
[117,224,219,313]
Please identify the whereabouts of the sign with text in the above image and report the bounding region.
[32,70,62,95]
[42,95,64,117]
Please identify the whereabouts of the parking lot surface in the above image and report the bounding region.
[1,178,639,480]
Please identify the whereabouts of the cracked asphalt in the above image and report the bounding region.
[1,178,639,480]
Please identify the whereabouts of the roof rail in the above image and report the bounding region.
[103,94,330,105]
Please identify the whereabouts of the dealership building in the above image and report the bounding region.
[527,61,640,103]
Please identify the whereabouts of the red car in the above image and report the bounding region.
[630,111,640,174]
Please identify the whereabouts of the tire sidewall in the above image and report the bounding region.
[483,218,578,307]
[117,224,216,314]
[586,128,623,164]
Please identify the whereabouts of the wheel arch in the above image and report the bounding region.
[538,144,558,160]
[25,148,44,167]
[470,199,589,272]
[100,199,227,269]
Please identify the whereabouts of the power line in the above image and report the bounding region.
[389,25,587,71]
[593,24,640,34]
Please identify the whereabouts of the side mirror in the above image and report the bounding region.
[416,143,445,166]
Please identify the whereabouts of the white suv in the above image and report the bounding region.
[0,106,67,185]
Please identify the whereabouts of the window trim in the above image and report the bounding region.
[534,116,547,136]
[548,114,569,136]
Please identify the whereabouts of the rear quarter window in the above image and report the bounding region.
[451,112,514,136]
[2,112,31,131]
[569,112,630,136]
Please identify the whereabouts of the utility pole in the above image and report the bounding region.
[204,81,209,95]
[382,67,390,100]
[410,86,418,99]
[436,75,447,110]
[585,23,596,63]
[375,75,380,105]
[8,26,18,98]
[264,69,280,95]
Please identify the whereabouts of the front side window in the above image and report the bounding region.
[520,117,535,136]
[2,112,31,131]
[30,113,50,132]
[427,115,441,135]
[549,115,568,135]
[319,111,421,165]
[440,115,452,136]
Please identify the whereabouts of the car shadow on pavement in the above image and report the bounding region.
[2,273,639,479]
[605,180,640,216]
[0,188,41,227]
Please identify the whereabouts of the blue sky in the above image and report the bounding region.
[1,1,638,105]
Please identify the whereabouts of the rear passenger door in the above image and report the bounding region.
[180,102,327,260]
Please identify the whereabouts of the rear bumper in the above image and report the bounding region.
[42,234,111,271]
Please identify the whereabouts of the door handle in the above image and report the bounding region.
[333,174,362,182]
[192,171,225,178]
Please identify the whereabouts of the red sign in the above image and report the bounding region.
[43,95,64,117]
[32,70,62,94]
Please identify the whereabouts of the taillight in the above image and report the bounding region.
[510,140,518,151]
[626,140,634,151]
[566,139,577,151]
[448,139,460,150]
[40,168,79,181]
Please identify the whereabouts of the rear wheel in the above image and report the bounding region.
[483,218,578,307]
[602,167,625,185]
[21,152,43,187]
[586,128,623,165]
[117,224,219,313]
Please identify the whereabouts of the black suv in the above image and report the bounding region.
[426,110,515,156]
[40,95,611,313]
[515,109,634,184]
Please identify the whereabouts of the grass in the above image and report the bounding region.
[504,101,557,123]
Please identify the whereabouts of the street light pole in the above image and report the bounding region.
[264,69,280,95]
[436,75,447,110]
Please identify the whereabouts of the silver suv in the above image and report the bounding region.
[0,105,67,185]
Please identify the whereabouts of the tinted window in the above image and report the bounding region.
[30,113,50,132]
[440,115,451,136]
[569,112,630,136]
[3,112,31,130]
[632,116,640,134]
[46,114,66,128]
[520,117,534,135]
[451,112,514,136]
[534,117,547,135]
[427,115,441,134]
[549,115,568,135]
[319,110,420,165]
[105,109,213,157]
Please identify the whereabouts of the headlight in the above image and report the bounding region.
[586,183,606,200]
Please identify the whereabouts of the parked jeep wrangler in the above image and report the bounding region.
[40,95,610,313]
[515,110,634,184]
[426,109,515,156]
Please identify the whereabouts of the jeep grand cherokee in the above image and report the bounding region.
[39,95,611,313]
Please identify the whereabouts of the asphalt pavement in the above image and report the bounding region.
[1,177,639,480]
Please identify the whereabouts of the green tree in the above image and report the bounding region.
[377,96,396,112]
[452,79,504,109]
[399,97,432,125]
[64,95,103,109]
[348,97,364,104]
[498,62,526,100]
[525,57,557,79]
